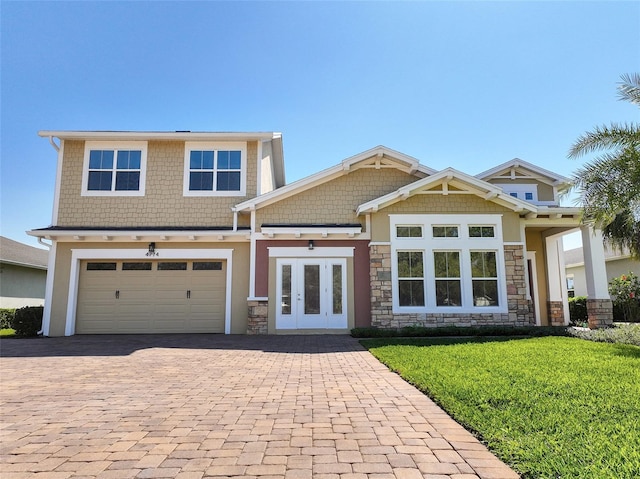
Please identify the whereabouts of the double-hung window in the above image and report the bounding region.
[82,142,147,196]
[184,142,246,196]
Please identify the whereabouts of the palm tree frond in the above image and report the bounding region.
[618,73,640,106]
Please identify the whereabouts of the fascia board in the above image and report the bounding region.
[38,130,279,142]
[0,259,48,270]
[27,229,250,240]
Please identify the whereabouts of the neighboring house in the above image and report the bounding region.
[565,246,639,297]
[0,236,48,308]
[28,131,614,336]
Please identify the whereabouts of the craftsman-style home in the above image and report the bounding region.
[29,131,613,336]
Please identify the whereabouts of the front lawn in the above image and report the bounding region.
[363,336,640,479]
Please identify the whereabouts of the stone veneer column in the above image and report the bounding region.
[586,299,614,329]
[581,226,613,328]
[548,301,566,326]
[247,300,268,334]
[503,245,534,326]
[545,236,568,326]
[369,244,393,328]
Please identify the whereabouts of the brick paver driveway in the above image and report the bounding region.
[1,335,518,479]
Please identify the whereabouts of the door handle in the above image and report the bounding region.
[115,290,120,299]
[187,290,191,299]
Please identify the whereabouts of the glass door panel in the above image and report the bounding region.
[303,265,321,314]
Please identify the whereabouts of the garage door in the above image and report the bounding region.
[76,260,226,334]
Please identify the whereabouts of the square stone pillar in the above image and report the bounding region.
[247,299,268,334]
[545,235,569,326]
[580,226,613,328]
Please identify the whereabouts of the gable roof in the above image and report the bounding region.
[475,158,569,186]
[0,236,48,270]
[356,167,538,215]
[234,146,435,212]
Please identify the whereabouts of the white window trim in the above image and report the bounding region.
[183,141,247,197]
[390,214,508,314]
[81,141,148,196]
[65,248,233,336]
[268,247,354,258]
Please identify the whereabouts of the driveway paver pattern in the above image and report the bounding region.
[0,334,519,479]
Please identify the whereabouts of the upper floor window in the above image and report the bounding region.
[82,142,147,196]
[183,142,246,196]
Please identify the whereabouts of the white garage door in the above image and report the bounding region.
[76,260,226,334]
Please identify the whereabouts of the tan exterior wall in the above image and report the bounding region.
[488,178,555,202]
[57,140,257,227]
[370,195,521,242]
[47,241,250,336]
[525,229,549,325]
[0,264,47,309]
[256,168,418,229]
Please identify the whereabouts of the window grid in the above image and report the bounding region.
[397,251,425,307]
[434,251,462,307]
[188,149,242,192]
[87,149,141,192]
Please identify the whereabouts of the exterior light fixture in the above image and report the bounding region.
[308,240,314,250]
[146,242,159,257]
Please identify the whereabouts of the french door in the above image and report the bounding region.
[276,258,347,329]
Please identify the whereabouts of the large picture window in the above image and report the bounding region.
[184,142,246,196]
[390,214,507,313]
[82,142,147,196]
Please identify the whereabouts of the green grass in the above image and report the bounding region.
[0,328,16,337]
[363,336,640,479]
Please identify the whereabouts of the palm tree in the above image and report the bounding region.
[569,73,640,259]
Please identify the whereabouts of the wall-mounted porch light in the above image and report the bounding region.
[308,240,314,250]
[146,242,159,257]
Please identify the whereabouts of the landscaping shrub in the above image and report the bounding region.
[568,322,640,346]
[351,325,570,338]
[568,296,588,326]
[10,306,43,337]
[0,308,15,329]
[609,272,640,322]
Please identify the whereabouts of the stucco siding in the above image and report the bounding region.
[256,168,418,228]
[57,140,257,227]
[0,263,46,308]
[370,195,521,242]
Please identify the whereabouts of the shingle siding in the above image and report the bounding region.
[57,140,257,227]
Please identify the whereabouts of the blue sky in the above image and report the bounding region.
[1,1,638,250]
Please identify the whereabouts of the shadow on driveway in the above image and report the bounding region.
[0,333,363,358]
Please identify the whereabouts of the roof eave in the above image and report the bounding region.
[38,130,281,142]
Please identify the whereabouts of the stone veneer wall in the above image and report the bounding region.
[370,244,534,329]
[586,298,614,329]
[247,300,268,334]
[547,301,566,326]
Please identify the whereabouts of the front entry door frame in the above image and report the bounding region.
[269,247,353,330]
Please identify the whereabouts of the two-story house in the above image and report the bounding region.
[29,131,614,336]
